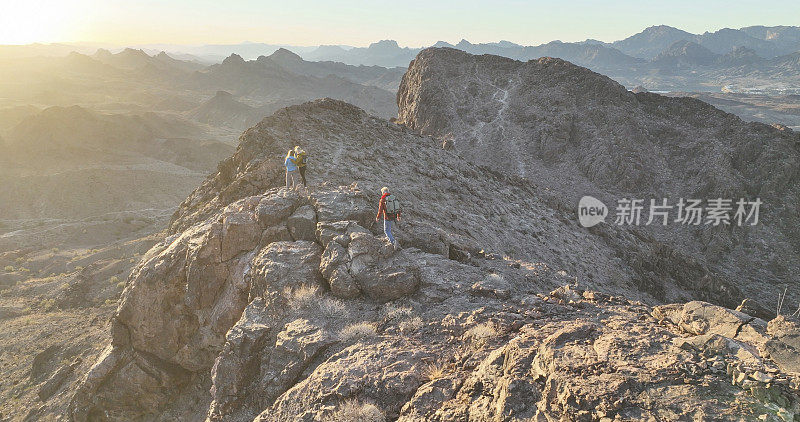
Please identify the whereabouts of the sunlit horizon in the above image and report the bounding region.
[1,0,798,48]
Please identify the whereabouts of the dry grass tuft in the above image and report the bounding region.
[318,296,350,319]
[323,399,385,422]
[422,360,450,382]
[285,284,319,309]
[383,303,414,321]
[399,316,423,333]
[466,322,497,348]
[338,322,377,342]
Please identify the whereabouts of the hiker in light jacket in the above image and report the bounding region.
[285,150,299,190]
[375,186,401,248]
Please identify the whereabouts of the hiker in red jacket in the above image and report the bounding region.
[375,187,401,248]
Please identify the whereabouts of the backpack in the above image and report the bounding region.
[385,194,401,215]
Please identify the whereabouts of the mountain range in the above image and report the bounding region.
[4,25,799,95]
[60,47,800,421]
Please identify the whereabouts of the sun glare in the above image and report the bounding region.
[0,1,82,44]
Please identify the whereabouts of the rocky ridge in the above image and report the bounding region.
[396,47,799,313]
[67,98,800,421]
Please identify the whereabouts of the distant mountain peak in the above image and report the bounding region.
[653,40,719,66]
[494,40,520,48]
[222,53,246,65]
[268,47,303,62]
[370,40,400,49]
[120,47,149,57]
[643,24,685,33]
[93,48,113,58]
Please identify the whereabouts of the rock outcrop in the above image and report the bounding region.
[396,47,799,313]
[69,50,800,421]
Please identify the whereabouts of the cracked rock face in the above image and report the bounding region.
[69,50,800,421]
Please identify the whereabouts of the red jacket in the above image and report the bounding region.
[376,192,400,221]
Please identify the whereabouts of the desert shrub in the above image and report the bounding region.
[109,276,120,284]
[383,303,414,321]
[14,257,25,264]
[39,299,56,312]
[117,281,126,289]
[318,296,350,319]
[323,399,384,422]
[3,265,14,272]
[338,322,377,342]
[422,361,450,382]
[285,284,319,309]
[467,322,497,349]
[399,317,423,333]
[19,267,30,273]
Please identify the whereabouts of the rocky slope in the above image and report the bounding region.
[0,106,234,220]
[396,47,799,313]
[189,91,278,131]
[64,98,800,421]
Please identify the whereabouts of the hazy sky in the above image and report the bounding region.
[1,0,798,46]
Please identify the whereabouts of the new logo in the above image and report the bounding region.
[578,196,607,228]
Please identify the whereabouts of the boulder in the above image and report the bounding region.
[220,210,261,261]
[260,225,293,246]
[249,241,323,299]
[316,220,354,247]
[347,232,418,301]
[287,205,317,241]
[254,189,300,228]
[397,376,460,421]
[209,295,286,419]
[470,273,511,300]
[310,186,372,228]
[765,316,800,373]
[400,223,448,256]
[256,342,435,422]
[71,190,311,419]
[329,267,359,299]
[38,358,82,401]
[672,333,762,365]
[315,220,369,247]
[354,250,421,302]
[678,301,758,337]
[319,242,348,280]
[258,318,334,401]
